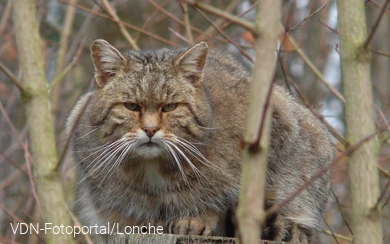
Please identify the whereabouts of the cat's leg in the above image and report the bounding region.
[168,213,219,235]
[272,215,316,244]
[290,222,317,244]
[272,214,291,242]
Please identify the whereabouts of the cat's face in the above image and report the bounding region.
[85,40,212,162]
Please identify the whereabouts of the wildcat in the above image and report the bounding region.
[66,39,333,243]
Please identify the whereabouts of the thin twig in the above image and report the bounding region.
[179,2,193,44]
[319,19,339,34]
[0,149,28,176]
[59,0,178,46]
[0,103,29,150]
[180,0,345,104]
[0,203,45,242]
[195,8,254,63]
[382,194,390,209]
[195,0,241,41]
[48,38,86,90]
[0,0,12,37]
[364,0,390,48]
[266,132,380,216]
[23,140,42,216]
[206,1,259,41]
[379,164,390,178]
[135,0,169,41]
[148,0,225,43]
[65,4,99,63]
[322,230,353,242]
[0,165,27,190]
[289,0,331,31]
[367,0,390,15]
[331,189,354,235]
[168,27,192,44]
[51,0,78,120]
[101,0,139,50]
[66,204,93,244]
[374,179,390,210]
[371,48,390,58]
[183,0,255,32]
[287,79,349,146]
[0,62,23,93]
[286,32,346,103]
[0,204,24,223]
[55,96,91,171]
[322,215,340,244]
[375,104,390,130]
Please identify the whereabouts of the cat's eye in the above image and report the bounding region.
[162,103,177,112]
[124,102,141,112]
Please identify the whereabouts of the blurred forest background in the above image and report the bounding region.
[0,0,389,243]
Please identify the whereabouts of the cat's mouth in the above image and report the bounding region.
[134,140,165,159]
[140,141,160,148]
[144,141,156,146]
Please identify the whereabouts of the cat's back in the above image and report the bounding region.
[203,49,250,91]
[202,49,250,129]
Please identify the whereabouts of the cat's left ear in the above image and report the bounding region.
[90,39,126,87]
[174,42,208,85]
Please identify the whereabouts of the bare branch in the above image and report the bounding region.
[195,8,254,63]
[195,0,241,41]
[23,140,42,216]
[48,38,86,90]
[135,0,170,41]
[364,0,390,48]
[179,2,194,44]
[236,0,281,242]
[182,0,255,32]
[59,0,178,46]
[51,0,78,115]
[322,215,340,244]
[168,27,192,44]
[266,132,380,216]
[371,48,390,58]
[322,230,353,242]
[101,0,139,50]
[0,0,12,37]
[0,62,23,93]
[286,32,346,103]
[55,96,91,171]
[331,189,354,235]
[289,0,331,31]
[367,0,390,15]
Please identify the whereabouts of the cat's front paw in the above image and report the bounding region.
[168,216,216,235]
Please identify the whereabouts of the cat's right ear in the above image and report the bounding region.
[174,42,208,85]
[90,39,126,87]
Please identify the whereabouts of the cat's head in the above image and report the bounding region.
[85,39,212,160]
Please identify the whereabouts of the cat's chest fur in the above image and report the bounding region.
[84,162,229,222]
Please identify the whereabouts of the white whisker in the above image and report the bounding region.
[76,139,127,185]
[76,127,100,140]
[165,141,205,181]
[174,137,237,183]
[99,142,134,187]
[164,142,189,185]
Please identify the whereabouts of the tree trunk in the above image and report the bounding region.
[336,1,383,243]
[12,0,74,243]
[236,1,281,243]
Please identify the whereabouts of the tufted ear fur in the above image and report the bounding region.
[90,39,126,87]
[174,42,208,85]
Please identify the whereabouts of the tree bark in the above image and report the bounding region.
[336,1,383,243]
[236,1,281,243]
[12,0,74,243]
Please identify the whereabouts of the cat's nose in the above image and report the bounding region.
[143,126,159,138]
